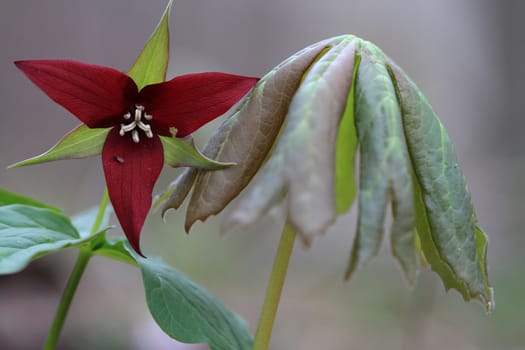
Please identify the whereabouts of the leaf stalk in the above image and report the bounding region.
[253,221,296,350]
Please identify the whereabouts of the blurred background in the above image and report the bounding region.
[1,0,524,349]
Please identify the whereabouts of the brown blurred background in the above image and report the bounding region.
[1,0,524,349]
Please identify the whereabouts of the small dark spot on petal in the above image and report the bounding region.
[114,156,125,164]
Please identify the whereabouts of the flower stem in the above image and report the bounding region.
[253,221,297,350]
[90,188,109,234]
[43,188,109,349]
[43,249,91,350]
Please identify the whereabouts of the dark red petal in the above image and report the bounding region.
[102,128,164,256]
[15,60,137,128]
[138,72,259,137]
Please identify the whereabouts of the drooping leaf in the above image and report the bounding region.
[128,0,173,89]
[8,124,110,168]
[388,60,493,311]
[0,204,108,274]
[0,188,60,212]
[161,37,338,224]
[161,36,360,241]
[223,36,359,244]
[345,42,416,282]
[158,34,493,311]
[159,135,234,169]
[130,248,253,350]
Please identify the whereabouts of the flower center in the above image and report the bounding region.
[119,105,153,143]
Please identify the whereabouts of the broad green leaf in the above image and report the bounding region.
[346,42,416,282]
[127,0,173,89]
[388,60,493,311]
[0,205,107,274]
[0,188,60,212]
[159,135,234,169]
[335,55,360,214]
[8,124,109,168]
[131,251,253,349]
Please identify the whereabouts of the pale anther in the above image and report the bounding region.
[119,105,154,142]
[131,130,140,143]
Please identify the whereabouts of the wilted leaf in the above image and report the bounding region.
[162,37,340,226]
[223,36,359,244]
[388,60,493,311]
[133,251,253,350]
[8,124,109,168]
[127,0,173,89]
[162,35,360,241]
[345,41,416,282]
[158,35,493,310]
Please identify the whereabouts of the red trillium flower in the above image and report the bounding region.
[15,60,258,255]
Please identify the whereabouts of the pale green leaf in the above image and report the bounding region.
[131,250,253,350]
[388,59,493,311]
[8,124,109,168]
[335,55,360,214]
[127,0,173,89]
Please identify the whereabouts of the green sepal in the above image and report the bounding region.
[91,237,137,266]
[8,124,109,168]
[160,135,235,169]
[127,0,173,89]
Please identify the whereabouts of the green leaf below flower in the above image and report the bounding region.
[0,190,112,274]
[128,246,254,350]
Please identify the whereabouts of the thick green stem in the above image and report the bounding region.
[253,222,297,350]
[43,188,109,349]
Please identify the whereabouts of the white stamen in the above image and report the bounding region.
[119,105,154,142]
[131,130,140,143]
